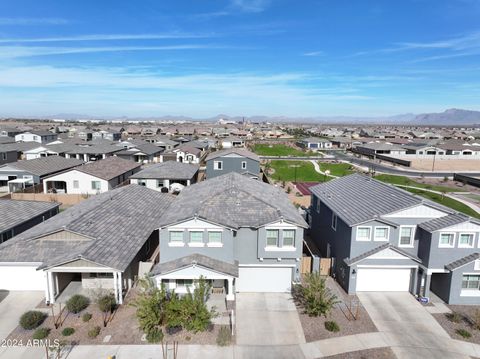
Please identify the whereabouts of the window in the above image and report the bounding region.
[459,233,475,248]
[356,227,371,241]
[73,180,79,189]
[189,231,203,244]
[266,229,279,247]
[241,161,247,169]
[399,226,415,247]
[331,214,337,231]
[439,233,455,248]
[169,231,183,243]
[90,273,114,278]
[1,152,6,160]
[91,181,101,190]
[208,231,222,244]
[283,230,295,247]
[316,198,321,213]
[374,227,389,241]
[462,275,480,290]
[33,136,38,141]
[214,161,223,170]
[176,279,193,288]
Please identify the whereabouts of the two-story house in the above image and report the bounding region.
[205,148,260,179]
[309,173,480,304]
[151,172,308,302]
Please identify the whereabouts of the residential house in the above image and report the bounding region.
[152,172,308,301]
[115,142,163,163]
[43,156,141,194]
[163,144,203,164]
[92,130,121,142]
[220,137,246,149]
[297,137,333,150]
[309,174,480,304]
[205,148,260,179]
[0,128,23,138]
[143,136,178,151]
[15,131,58,144]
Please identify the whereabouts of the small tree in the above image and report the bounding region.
[97,293,116,327]
[293,273,339,317]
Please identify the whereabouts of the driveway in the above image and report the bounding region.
[358,292,470,359]
[235,293,306,346]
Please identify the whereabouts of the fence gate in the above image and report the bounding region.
[301,256,312,274]
[319,258,332,276]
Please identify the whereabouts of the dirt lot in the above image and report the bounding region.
[407,158,480,171]
[322,347,396,359]
[433,305,480,344]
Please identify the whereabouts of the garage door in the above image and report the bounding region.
[356,267,412,292]
[0,265,45,291]
[236,267,292,292]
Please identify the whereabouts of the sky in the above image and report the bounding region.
[0,0,480,118]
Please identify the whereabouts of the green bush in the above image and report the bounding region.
[216,325,232,346]
[293,273,339,317]
[146,327,164,343]
[325,321,340,332]
[87,326,101,339]
[19,311,47,330]
[98,294,116,313]
[456,328,472,339]
[32,327,50,340]
[66,294,90,314]
[447,311,462,323]
[61,327,75,337]
[82,313,92,322]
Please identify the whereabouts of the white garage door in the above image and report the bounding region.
[236,267,292,292]
[0,265,45,291]
[356,267,412,292]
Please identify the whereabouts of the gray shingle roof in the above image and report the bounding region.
[0,200,59,233]
[75,156,141,180]
[446,253,480,271]
[0,142,41,153]
[419,213,478,232]
[2,156,84,177]
[158,172,307,229]
[130,161,199,180]
[344,243,421,266]
[152,254,238,277]
[310,174,446,226]
[206,148,260,162]
[0,184,175,271]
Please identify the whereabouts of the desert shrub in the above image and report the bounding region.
[447,311,462,323]
[32,327,50,340]
[325,321,340,332]
[472,309,480,330]
[88,326,101,339]
[293,273,339,317]
[216,325,232,346]
[82,313,92,322]
[98,293,116,327]
[66,294,90,314]
[146,327,164,343]
[19,311,47,330]
[61,327,75,336]
[456,328,472,339]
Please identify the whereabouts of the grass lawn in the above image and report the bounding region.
[406,188,480,219]
[318,162,355,177]
[252,144,312,157]
[374,174,465,193]
[268,160,327,182]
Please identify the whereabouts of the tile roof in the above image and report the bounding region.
[74,156,141,181]
[0,199,59,233]
[419,213,479,232]
[0,184,175,271]
[344,243,421,266]
[152,254,238,277]
[1,156,84,177]
[446,253,480,271]
[205,148,260,162]
[0,137,15,145]
[158,172,307,229]
[0,142,41,153]
[130,161,198,180]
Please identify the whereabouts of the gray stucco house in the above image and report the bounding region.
[205,148,260,179]
[309,173,480,305]
[151,172,308,302]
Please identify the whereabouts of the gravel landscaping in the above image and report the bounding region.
[433,305,480,344]
[322,347,396,359]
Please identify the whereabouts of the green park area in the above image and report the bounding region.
[252,144,313,157]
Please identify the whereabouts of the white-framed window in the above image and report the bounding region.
[241,161,247,169]
[169,231,183,244]
[176,279,193,289]
[208,231,222,244]
[283,229,295,247]
[462,275,480,290]
[439,232,455,248]
[374,227,389,241]
[459,233,475,248]
[331,214,337,231]
[266,229,279,247]
[356,226,371,241]
[91,181,101,190]
[189,231,203,244]
[73,180,79,189]
[399,226,415,247]
[214,161,223,170]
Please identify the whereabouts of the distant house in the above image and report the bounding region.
[0,200,59,244]
[220,137,246,149]
[163,144,203,164]
[15,131,58,144]
[143,136,179,151]
[0,147,18,166]
[297,137,332,150]
[205,148,260,179]
[0,128,23,138]
[43,156,141,194]
[115,142,163,163]
[130,161,199,193]
[92,130,121,142]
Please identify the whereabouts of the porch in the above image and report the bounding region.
[44,180,67,194]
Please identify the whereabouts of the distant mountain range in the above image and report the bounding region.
[3,108,480,125]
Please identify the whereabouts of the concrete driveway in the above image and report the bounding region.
[358,292,469,359]
[235,293,305,346]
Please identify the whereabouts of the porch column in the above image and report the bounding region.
[226,278,234,301]
[411,268,419,296]
[424,273,432,298]
[113,272,118,304]
[117,272,123,304]
[44,272,51,304]
[102,154,106,159]
[83,154,88,162]
[43,181,49,194]
[48,271,56,304]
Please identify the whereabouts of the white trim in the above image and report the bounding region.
[206,243,223,248]
[331,213,337,231]
[0,262,42,266]
[373,226,390,242]
[398,225,415,248]
[426,268,449,275]
[188,243,205,247]
[460,290,480,297]
[475,260,480,271]
[356,226,372,242]
[48,267,115,273]
[458,232,475,248]
[264,246,296,252]
[213,160,223,170]
[438,232,455,248]
[357,264,417,268]
[238,264,296,268]
[168,242,185,247]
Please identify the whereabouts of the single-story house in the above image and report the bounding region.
[297,137,332,150]
[15,131,58,144]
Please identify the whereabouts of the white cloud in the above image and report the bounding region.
[303,51,324,57]
[231,0,271,13]
[0,17,68,25]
